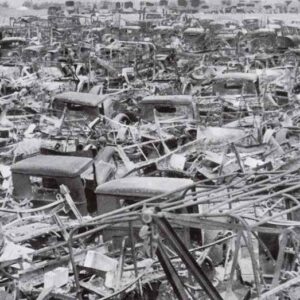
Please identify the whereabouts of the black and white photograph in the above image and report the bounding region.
[1,0,300,299]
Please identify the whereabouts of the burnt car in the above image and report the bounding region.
[139,95,199,123]
[10,148,117,215]
[212,73,259,100]
[198,73,260,124]
[0,37,27,63]
[52,91,108,122]
[52,91,137,123]
[183,27,206,52]
[22,45,47,62]
[95,176,195,248]
[242,17,260,31]
[11,155,94,215]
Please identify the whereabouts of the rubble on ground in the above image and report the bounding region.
[2,3,300,299]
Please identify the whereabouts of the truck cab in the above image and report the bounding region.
[95,176,195,248]
[139,95,199,123]
[11,155,94,215]
[52,91,108,122]
[0,37,26,63]
[183,27,206,52]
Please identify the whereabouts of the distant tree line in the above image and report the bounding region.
[22,1,85,10]
[177,0,203,8]
[0,1,9,8]
[22,1,66,10]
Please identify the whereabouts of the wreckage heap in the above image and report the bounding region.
[2,4,300,300]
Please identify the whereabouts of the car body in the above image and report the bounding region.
[11,155,94,215]
[52,91,108,121]
[95,176,194,248]
[0,37,27,62]
[139,95,199,122]
[22,45,47,62]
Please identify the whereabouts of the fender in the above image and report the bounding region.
[76,76,88,92]
[112,113,130,125]
[76,64,87,76]
[21,66,31,77]
[182,81,193,95]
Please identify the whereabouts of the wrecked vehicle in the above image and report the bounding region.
[0,37,27,64]
[52,91,108,121]
[182,27,206,52]
[196,72,261,125]
[140,95,198,122]
[11,154,95,215]
[95,176,196,247]
[22,45,47,63]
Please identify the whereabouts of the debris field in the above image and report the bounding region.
[1,5,300,300]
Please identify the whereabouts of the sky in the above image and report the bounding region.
[5,0,29,7]
[4,0,298,9]
[4,0,66,7]
[3,0,222,7]
[3,0,221,7]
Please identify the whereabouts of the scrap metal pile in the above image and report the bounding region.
[2,7,300,300]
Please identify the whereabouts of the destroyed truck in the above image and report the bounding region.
[139,95,199,142]
[10,142,118,214]
[182,27,206,52]
[95,176,197,249]
[50,91,140,137]
[11,155,95,216]
[196,72,261,125]
[52,92,108,122]
[0,37,27,64]
[140,95,199,123]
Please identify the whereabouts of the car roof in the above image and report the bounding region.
[23,45,44,52]
[121,25,141,30]
[54,92,107,107]
[214,72,258,82]
[154,25,175,31]
[11,155,93,178]
[0,37,26,44]
[95,177,193,197]
[141,95,193,105]
[184,27,205,34]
